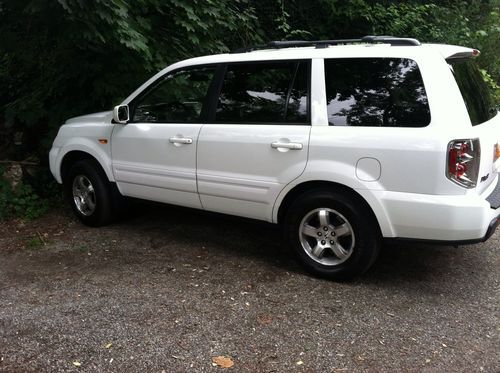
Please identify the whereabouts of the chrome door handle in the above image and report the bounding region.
[169,137,193,145]
[271,141,303,150]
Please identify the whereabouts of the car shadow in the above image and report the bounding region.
[118,199,299,269]
[113,200,485,286]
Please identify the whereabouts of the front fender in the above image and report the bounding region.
[51,138,114,183]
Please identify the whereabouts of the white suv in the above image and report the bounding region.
[49,36,500,280]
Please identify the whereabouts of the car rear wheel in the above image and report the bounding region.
[284,189,380,280]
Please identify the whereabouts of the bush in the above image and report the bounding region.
[0,166,50,220]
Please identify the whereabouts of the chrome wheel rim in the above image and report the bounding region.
[72,175,96,216]
[299,208,355,266]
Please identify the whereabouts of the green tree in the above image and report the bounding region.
[0,0,260,160]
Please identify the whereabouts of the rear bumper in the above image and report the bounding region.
[385,215,499,246]
[484,215,500,241]
[486,175,500,208]
[367,173,500,242]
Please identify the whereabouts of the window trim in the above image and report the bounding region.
[205,59,312,126]
[128,63,219,124]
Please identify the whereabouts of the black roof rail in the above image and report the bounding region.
[362,35,421,46]
[231,35,421,53]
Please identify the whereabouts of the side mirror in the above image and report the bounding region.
[113,105,129,124]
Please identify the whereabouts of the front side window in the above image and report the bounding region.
[215,60,309,124]
[325,58,431,127]
[132,66,215,123]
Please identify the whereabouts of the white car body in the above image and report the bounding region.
[50,41,500,244]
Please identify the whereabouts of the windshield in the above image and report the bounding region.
[449,59,497,126]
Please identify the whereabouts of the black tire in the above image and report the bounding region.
[64,159,114,227]
[284,189,380,281]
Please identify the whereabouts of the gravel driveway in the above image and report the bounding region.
[0,203,498,372]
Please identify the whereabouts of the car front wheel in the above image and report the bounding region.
[64,159,114,227]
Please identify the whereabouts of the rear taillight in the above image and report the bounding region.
[446,139,480,188]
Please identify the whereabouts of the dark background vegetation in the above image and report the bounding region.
[0,0,498,219]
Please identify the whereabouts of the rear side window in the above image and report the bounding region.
[325,58,430,127]
[449,60,496,126]
[214,60,309,124]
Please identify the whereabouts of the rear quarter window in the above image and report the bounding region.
[325,58,431,127]
[449,60,497,126]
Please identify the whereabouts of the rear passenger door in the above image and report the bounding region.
[196,60,311,220]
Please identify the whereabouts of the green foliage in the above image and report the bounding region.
[0,167,49,220]
[373,1,499,103]
[0,0,261,159]
[252,0,498,101]
[480,69,500,104]
[370,3,443,40]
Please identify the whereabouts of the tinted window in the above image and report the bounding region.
[449,60,496,126]
[325,58,430,127]
[132,66,215,123]
[215,61,308,124]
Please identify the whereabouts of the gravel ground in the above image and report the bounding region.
[0,203,499,372]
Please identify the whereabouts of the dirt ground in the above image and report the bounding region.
[0,203,499,372]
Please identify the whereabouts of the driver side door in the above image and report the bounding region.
[111,65,216,208]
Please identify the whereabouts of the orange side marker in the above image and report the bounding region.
[98,139,108,144]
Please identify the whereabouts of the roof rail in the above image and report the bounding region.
[231,35,421,53]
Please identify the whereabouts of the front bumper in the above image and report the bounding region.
[48,146,62,184]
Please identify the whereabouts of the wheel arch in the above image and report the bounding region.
[275,180,384,237]
[60,150,112,184]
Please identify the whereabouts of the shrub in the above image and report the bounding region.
[0,166,50,220]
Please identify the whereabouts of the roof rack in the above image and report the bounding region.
[231,35,421,53]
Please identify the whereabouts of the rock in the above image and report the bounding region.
[3,163,23,190]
